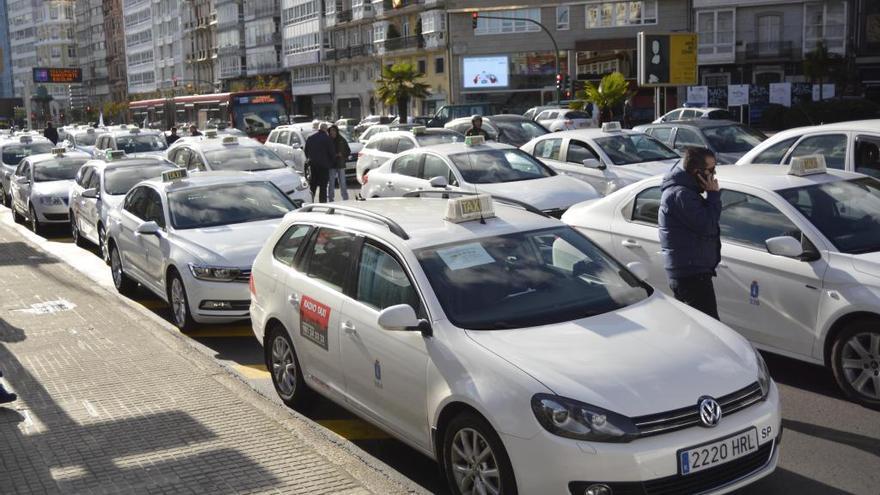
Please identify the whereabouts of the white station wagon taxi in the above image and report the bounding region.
[563,156,880,407]
[249,193,780,495]
[106,169,299,331]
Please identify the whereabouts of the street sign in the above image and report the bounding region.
[32,68,82,84]
[637,33,698,87]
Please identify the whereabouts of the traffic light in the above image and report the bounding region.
[563,74,572,98]
[471,12,479,29]
[556,73,563,92]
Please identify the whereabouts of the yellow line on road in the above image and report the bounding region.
[234,363,271,379]
[317,419,391,441]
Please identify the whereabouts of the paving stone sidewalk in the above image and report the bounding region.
[0,224,415,495]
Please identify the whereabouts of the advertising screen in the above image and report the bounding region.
[33,68,82,84]
[463,56,509,89]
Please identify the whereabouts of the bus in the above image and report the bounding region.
[129,90,290,142]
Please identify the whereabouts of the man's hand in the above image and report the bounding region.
[697,173,720,192]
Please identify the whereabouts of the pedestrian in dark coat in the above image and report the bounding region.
[304,123,336,203]
[658,147,722,319]
[327,125,350,202]
[43,122,59,145]
[465,115,491,139]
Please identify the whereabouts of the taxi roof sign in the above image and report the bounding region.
[106,150,126,160]
[464,135,485,146]
[51,147,65,156]
[19,136,33,143]
[601,122,622,132]
[204,129,218,138]
[788,154,827,176]
[445,193,495,223]
[221,136,238,145]
[162,168,189,182]
[411,126,427,135]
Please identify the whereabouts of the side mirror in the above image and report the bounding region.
[765,236,804,258]
[428,176,448,188]
[377,304,431,336]
[583,158,606,170]
[81,187,99,199]
[135,220,161,236]
[626,261,649,281]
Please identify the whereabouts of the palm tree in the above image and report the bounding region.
[575,71,632,124]
[374,62,430,123]
[803,41,843,101]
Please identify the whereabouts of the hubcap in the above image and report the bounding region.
[450,428,501,495]
[271,336,296,399]
[841,332,880,399]
[170,278,187,326]
[110,248,123,287]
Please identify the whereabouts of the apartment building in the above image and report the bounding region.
[103,0,128,104]
[217,0,245,81]
[854,0,880,101]
[182,0,219,92]
[75,0,109,113]
[122,0,185,95]
[0,0,14,98]
[325,0,378,120]
[283,0,331,117]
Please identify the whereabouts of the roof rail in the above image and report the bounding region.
[298,203,410,240]
[402,190,549,218]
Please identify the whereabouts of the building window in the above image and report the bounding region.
[51,46,61,59]
[697,9,735,60]
[586,1,657,28]
[557,6,570,30]
[353,69,360,82]
[339,69,347,83]
[804,2,847,55]
[435,57,444,74]
[422,11,446,33]
[418,59,426,74]
[67,46,76,58]
[756,14,782,52]
[702,72,730,87]
[373,23,386,42]
[475,8,541,35]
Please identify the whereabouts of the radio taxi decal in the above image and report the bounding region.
[300,296,330,350]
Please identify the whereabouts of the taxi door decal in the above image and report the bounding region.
[300,295,330,350]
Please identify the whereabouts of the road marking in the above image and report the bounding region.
[317,419,391,441]
[233,363,271,379]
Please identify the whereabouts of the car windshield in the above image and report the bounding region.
[778,178,880,254]
[168,182,294,229]
[2,143,54,165]
[33,158,88,182]
[73,133,98,146]
[104,163,175,195]
[703,125,766,153]
[416,132,463,146]
[203,146,286,171]
[495,120,548,145]
[448,149,554,183]
[594,134,680,165]
[116,134,167,153]
[417,227,651,330]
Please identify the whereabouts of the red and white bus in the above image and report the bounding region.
[129,90,290,142]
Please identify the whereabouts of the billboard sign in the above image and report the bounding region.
[463,56,509,89]
[33,68,82,84]
[637,32,698,87]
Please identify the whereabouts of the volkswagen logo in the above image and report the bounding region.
[698,396,722,427]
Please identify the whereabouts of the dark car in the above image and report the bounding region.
[487,114,550,147]
[634,120,767,164]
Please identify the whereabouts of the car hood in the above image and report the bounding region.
[851,251,880,280]
[715,152,745,165]
[348,142,363,154]
[247,168,302,192]
[174,218,283,267]
[474,175,599,211]
[101,194,125,211]
[464,293,758,417]
[616,159,679,178]
[33,180,75,198]
[130,151,167,158]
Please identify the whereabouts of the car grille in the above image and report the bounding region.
[43,213,69,221]
[543,208,566,219]
[235,268,251,283]
[567,440,775,495]
[632,383,764,438]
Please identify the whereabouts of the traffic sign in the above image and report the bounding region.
[637,33,698,87]
[33,67,82,84]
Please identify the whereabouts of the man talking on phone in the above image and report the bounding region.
[658,147,722,319]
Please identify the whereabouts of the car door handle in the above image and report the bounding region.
[342,321,357,335]
[621,239,641,248]
[288,293,299,306]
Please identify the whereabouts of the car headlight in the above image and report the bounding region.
[188,263,241,282]
[38,196,64,206]
[296,175,309,191]
[754,346,771,399]
[531,394,638,443]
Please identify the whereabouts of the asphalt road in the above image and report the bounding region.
[4,203,878,495]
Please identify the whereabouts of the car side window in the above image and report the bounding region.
[752,137,797,164]
[79,167,94,188]
[719,190,800,249]
[290,133,303,147]
[142,188,166,229]
[567,140,600,164]
[379,138,399,154]
[267,131,277,143]
[304,228,359,292]
[355,242,420,311]
[855,135,880,178]
[650,127,672,144]
[397,137,415,153]
[680,109,697,119]
[533,139,562,160]
[273,224,312,267]
[123,186,148,219]
[631,187,662,224]
[173,148,190,168]
[278,131,290,145]
[188,152,207,171]
[87,170,100,190]
[392,154,421,177]
[75,166,90,186]
[664,110,682,121]
[673,128,705,151]
[422,154,457,185]
[785,134,847,169]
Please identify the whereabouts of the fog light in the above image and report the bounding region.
[584,484,611,495]
[200,300,233,310]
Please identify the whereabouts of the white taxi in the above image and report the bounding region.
[520,122,681,196]
[95,126,168,158]
[562,156,880,407]
[106,169,299,331]
[166,134,311,207]
[9,149,91,233]
[69,152,176,258]
[355,127,464,184]
[249,193,780,495]
[62,127,103,156]
[0,135,54,207]
[361,137,599,217]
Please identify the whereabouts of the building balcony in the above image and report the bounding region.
[352,3,373,21]
[244,5,277,21]
[326,9,353,28]
[247,62,282,76]
[423,31,444,50]
[220,66,244,79]
[376,34,423,55]
[743,41,795,61]
[217,44,244,55]
[373,0,423,18]
[325,44,372,61]
[246,32,281,48]
[217,16,243,30]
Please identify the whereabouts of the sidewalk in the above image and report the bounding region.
[0,223,416,495]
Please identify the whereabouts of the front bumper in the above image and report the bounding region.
[33,201,70,223]
[181,268,251,324]
[502,383,781,495]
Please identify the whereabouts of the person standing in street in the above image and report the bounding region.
[166,127,180,145]
[189,125,202,137]
[304,123,335,203]
[658,147,722,319]
[465,115,490,139]
[327,125,350,202]
[43,122,59,145]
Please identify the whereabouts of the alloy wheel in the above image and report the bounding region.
[110,247,123,288]
[841,331,880,400]
[98,226,108,262]
[450,427,501,495]
[271,336,297,399]
[170,277,188,327]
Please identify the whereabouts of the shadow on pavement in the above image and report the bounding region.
[761,351,844,401]
[738,467,855,495]
[0,241,59,266]
[782,419,880,458]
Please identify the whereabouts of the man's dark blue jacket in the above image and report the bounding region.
[658,165,722,279]
[304,131,336,170]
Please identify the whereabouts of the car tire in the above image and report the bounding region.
[109,242,136,295]
[442,412,517,495]
[11,202,24,223]
[71,213,85,247]
[167,270,195,333]
[831,320,880,408]
[265,324,312,408]
[0,185,8,207]
[98,224,109,265]
[28,205,41,234]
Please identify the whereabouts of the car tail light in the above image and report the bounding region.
[248,272,256,297]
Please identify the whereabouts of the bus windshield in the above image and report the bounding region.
[232,94,287,137]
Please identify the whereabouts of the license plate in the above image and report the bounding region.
[679,428,759,475]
